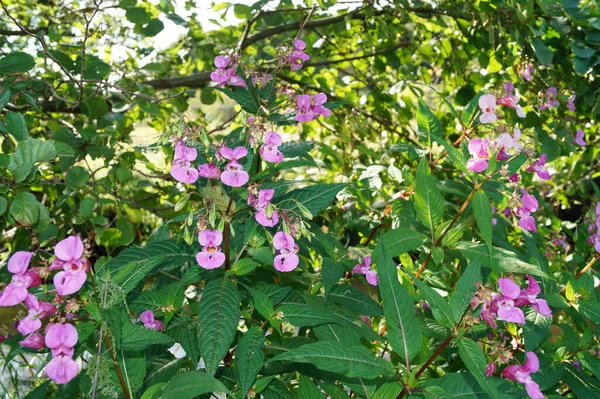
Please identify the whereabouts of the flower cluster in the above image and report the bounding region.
[140,310,164,331]
[587,203,600,253]
[248,188,279,227]
[512,190,539,232]
[473,276,551,328]
[210,55,246,88]
[45,323,79,384]
[0,251,39,306]
[539,87,559,110]
[218,146,250,187]
[295,93,331,123]
[526,153,550,180]
[170,140,199,184]
[352,256,378,286]
[467,138,491,172]
[196,230,226,270]
[273,231,299,272]
[259,131,284,164]
[497,82,526,118]
[17,294,56,349]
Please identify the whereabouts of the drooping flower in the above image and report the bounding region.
[496,278,525,324]
[514,275,552,317]
[273,231,300,272]
[220,161,249,187]
[210,55,246,88]
[574,129,587,147]
[514,190,539,233]
[19,332,45,350]
[494,126,523,160]
[501,352,543,399]
[250,189,279,228]
[17,294,55,336]
[352,256,378,286]
[478,94,497,124]
[170,141,199,184]
[259,131,284,163]
[526,154,551,180]
[567,94,576,112]
[518,63,534,81]
[45,355,79,384]
[7,251,33,274]
[140,310,164,331]
[295,93,331,123]
[497,82,526,118]
[287,39,310,71]
[486,362,497,377]
[467,138,490,172]
[45,323,78,357]
[0,274,33,306]
[198,163,221,179]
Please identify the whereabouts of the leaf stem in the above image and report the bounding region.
[559,255,599,294]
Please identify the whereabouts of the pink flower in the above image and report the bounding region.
[198,163,221,178]
[7,251,33,274]
[287,39,310,71]
[518,63,534,81]
[219,146,248,162]
[496,278,525,324]
[54,269,87,296]
[574,129,586,147]
[509,173,520,183]
[486,362,497,377]
[514,275,552,317]
[220,161,249,187]
[140,310,164,331]
[210,56,246,88]
[502,352,543,399]
[214,55,231,69]
[196,247,226,269]
[255,209,279,227]
[521,190,539,213]
[478,94,497,124]
[295,93,331,123]
[260,144,283,163]
[497,82,526,118]
[567,94,576,112]
[264,131,283,146]
[494,126,523,160]
[175,142,197,162]
[352,256,378,286]
[0,274,33,306]
[55,236,84,266]
[258,189,275,207]
[526,154,551,180]
[540,87,559,111]
[467,138,490,172]
[273,232,299,272]
[170,161,199,184]
[45,323,78,357]
[199,230,223,247]
[46,355,79,384]
[19,332,44,350]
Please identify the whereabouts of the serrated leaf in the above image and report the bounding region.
[563,365,600,398]
[279,183,346,216]
[118,323,173,350]
[381,228,427,257]
[322,257,344,296]
[198,278,240,376]
[328,285,383,316]
[458,339,503,399]
[267,341,394,379]
[409,273,454,327]
[217,86,259,113]
[111,255,167,299]
[472,191,493,251]
[455,242,547,277]
[262,378,292,399]
[155,371,230,399]
[236,327,265,397]
[414,158,445,236]
[579,300,600,324]
[298,376,324,398]
[376,242,421,360]
[10,192,40,226]
[449,260,481,322]
[279,303,336,327]
[523,307,551,351]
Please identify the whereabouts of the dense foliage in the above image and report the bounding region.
[1,0,600,398]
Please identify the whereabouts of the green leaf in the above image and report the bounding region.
[8,138,57,183]
[376,242,421,360]
[279,183,346,216]
[579,300,600,324]
[0,196,7,216]
[267,342,394,379]
[118,323,173,350]
[0,52,36,74]
[154,371,230,399]
[423,372,524,398]
[458,339,503,399]
[414,158,445,235]
[531,37,554,65]
[236,327,265,397]
[322,257,344,295]
[455,242,547,277]
[449,260,481,322]
[2,112,28,141]
[23,381,51,399]
[472,191,493,251]
[328,285,383,316]
[382,228,427,257]
[246,285,275,321]
[126,6,151,24]
[279,303,337,327]
[262,378,292,399]
[523,307,551,351]
[228,258,259,276]
[198,278,240,376]
[298,376,324,398]
[10,192,40,226]
[562,365,600,398]
[372,382,402,399]
[217,86,259,114]
[65,166,90,188]
[410,273,454,327]
[110,255,167,299]
[142,19,164,37]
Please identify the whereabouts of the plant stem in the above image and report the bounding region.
[415,182,483,278]
[103,335,132,399]
[224,197,235,270]
[559,255,599,294]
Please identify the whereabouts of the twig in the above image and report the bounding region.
[558,255,599,294]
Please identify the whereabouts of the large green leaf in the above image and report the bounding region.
[22,381,50,399]
[0,52,36,74]
[471,191,493,251]
[154,371,230,399]
[457,339,503,399]
[217,86,259,113]
[563,364,600,398]
[1,112,28,141]
[376,242,421,360]
[279,183,346,216]
[414,158,445,236]
[279,303,337,327]
[110,255,167,300]
[455,242,547,277]
[99,239,195,273]
[410,273,454,328]
[9,192,41,227]
[118,323,173,351]
[328,285,383,316]
[198,278,240,376]
[267,341,394,379]
[236,327,265,397]
[8,138,56,182]
[298,376,324,398]
[579,300,600,324]
[322,257,345,295]
[523,307,551,351]
[381,228,427,257]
